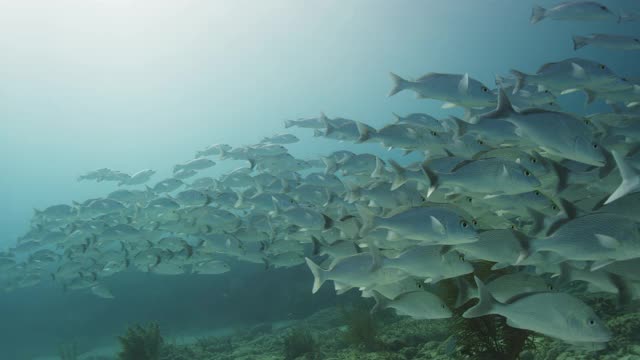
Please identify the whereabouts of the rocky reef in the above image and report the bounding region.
[62,297,639,360]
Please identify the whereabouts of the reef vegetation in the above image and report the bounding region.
[117,323,164,360]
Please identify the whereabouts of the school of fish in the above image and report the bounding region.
[2,0,640,348]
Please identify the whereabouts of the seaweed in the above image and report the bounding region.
[444,266,536,360]
[340,304,383,351]
[450,309,535,360]
[283,327,316,360]
[58,341,78,360]
[117,322,164,360]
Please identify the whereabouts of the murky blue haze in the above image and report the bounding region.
[0,0,639,359]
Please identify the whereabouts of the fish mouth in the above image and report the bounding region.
[591,331,612,343]
[586,158,607,167]
[458,234,480,244]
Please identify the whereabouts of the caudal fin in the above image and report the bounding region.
[454,277,477,308]
[447,116,469,138]
[371,156,385,178]
[510,70,528,94]
[420,162,439,198]
[530,6,546,24]
[462,276,499,318]
[311,236,324,256]
[321,156,337,175]
[371,290,391,313]
[605,150,640,204]
[356,122,373,143]
[388,72,409,97]
[572,35,589,51]
[479,88,516,120]
[387,159,408,191]
[305,257,327,294]
[356,204,376,237]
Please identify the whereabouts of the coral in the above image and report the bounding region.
[58,342,78,360]
[117,322,164,360]
[607,312,640,350]
[283,327,316,360]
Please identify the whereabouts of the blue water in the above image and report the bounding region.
[1,0,639,359]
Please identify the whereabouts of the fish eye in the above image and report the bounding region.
[472,219,478,226]
[599,64,606,70]
[635,39,640,43]
[547,284,554,291]
[420,196,426,202]
[460,220,468,228]
[441,304,446,309]
[592,143,599,149]
[544,90,550,94]
[523,170,531,176]
[530,157,537,164]
[549,102,554,106]
[510,224,517,230]
[459,254,465,261]
[600,5,607,10]
[430,131,438,136]
[477,140,484,145]
[482,87,489,93]
[588,319,596,326]
[467,197,473,203]
[534,190,541,196]
[551,204,559,210]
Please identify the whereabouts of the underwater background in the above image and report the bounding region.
[1,0,640,359]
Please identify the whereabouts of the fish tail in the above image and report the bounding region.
[420,162,439,198]
[311,236,324,256]
[321,156,337,175]
[345,184,361,203]
[387,159,408,191]
[605,151,640,205]
[454,276,476,308]
[322,213,334,230]
[509,69,528,94]
[446,116,468,138]
[462,276,499,318]
[530,5,546,24]
[388,72,409,97]
[609,273,633,306]
[371,156,385,178]
[305,257,327,294]
[572,35,589,51]
[355,121,372,143]
[356,204,376,237]
[370,290,390,313]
